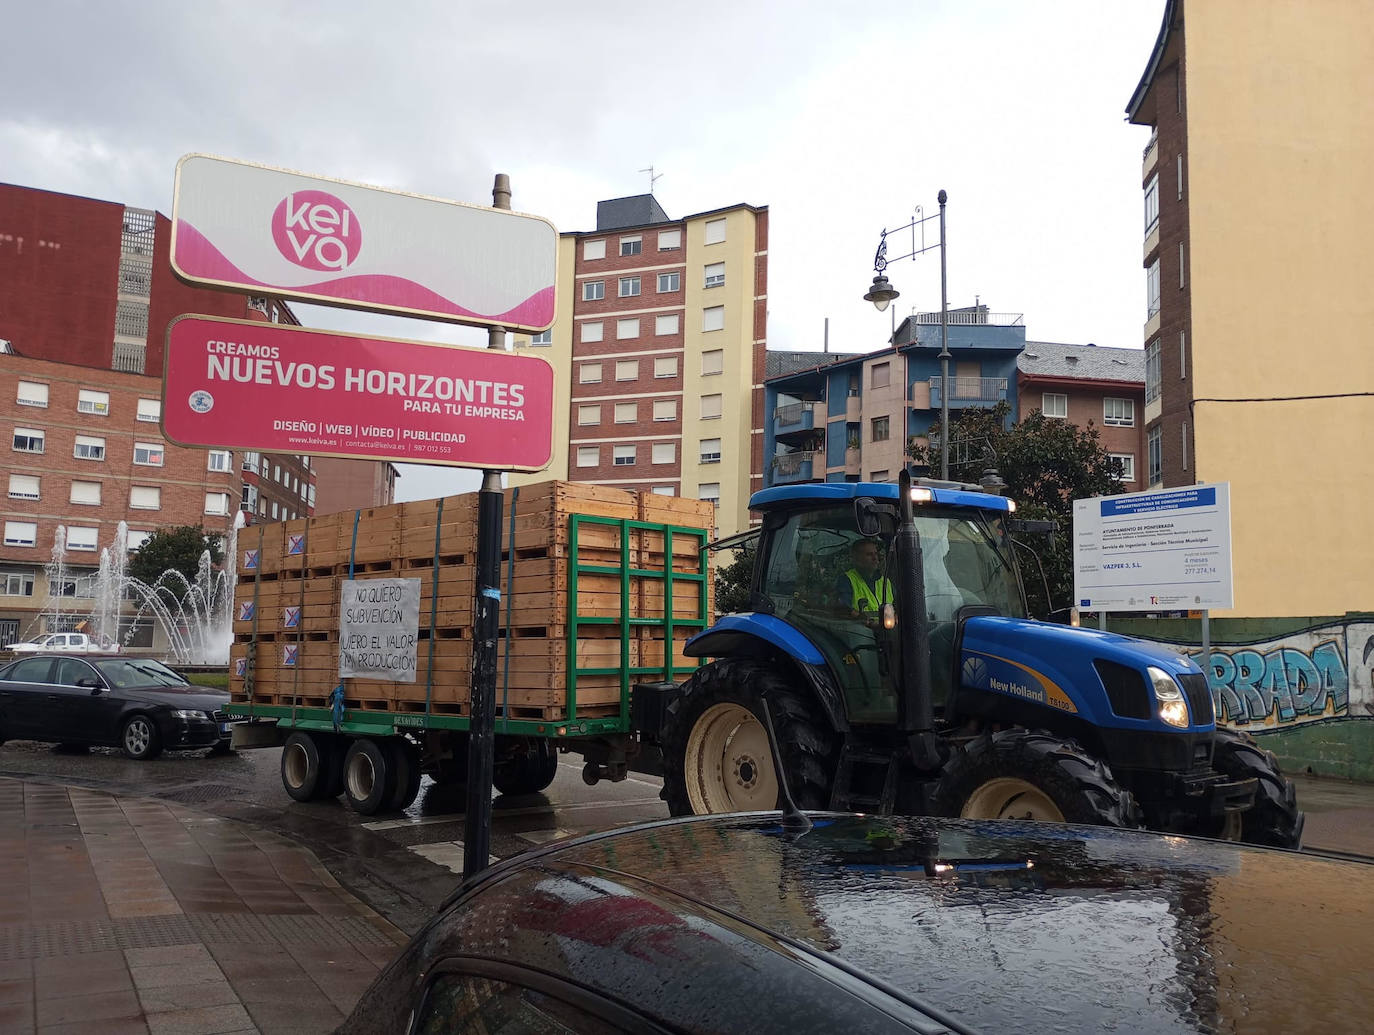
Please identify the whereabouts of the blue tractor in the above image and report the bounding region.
[659,473,1304,848]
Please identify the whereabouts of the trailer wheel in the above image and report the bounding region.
[932,728,1141,828]
[1209,727,1305,849]
[385,737,423,812]
[281,732,327,802]
[343,738,396,816]
[493,739,559,796]
[661,659,837,817]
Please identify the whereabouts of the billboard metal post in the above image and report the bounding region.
[464,174,512,882]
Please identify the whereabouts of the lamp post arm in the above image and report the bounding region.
[873,210,942,272]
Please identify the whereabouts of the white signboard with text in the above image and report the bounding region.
[338,578,421,682]
[1073,484,1233,612]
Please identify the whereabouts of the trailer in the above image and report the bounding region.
[226,480,714,815]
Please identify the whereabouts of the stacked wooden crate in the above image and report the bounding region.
[229,480,714,721]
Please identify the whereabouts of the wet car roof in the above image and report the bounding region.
[415,812,1374,1033]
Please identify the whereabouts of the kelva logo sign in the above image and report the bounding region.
[271,190,362,270]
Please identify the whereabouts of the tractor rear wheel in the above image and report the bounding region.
[933,728,1140,828]
[661,659,837,817]
[1208,727,1304,849]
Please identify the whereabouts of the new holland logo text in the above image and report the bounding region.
[989,676,1043,702]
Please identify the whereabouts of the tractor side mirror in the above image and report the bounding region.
[855,497,882,537]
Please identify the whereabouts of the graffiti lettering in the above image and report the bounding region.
[1190,641,1348,726]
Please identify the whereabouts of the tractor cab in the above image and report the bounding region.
[746,481,1024,724]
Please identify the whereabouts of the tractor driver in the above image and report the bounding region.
[836,538,893,623]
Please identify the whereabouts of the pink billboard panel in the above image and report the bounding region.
[162,316,554,472]
[171,154,557,332]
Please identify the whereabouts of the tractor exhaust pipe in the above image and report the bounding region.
[898,469,944,772]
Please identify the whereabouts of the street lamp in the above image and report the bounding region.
[863,190,950,480]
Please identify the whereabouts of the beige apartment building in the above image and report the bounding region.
[511,195,767,536]
[1126,0,1374,618]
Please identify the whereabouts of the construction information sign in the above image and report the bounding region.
[1073,484,1234,612]
[338,579,420,682]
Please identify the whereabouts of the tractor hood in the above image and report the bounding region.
[958,616,1211,731]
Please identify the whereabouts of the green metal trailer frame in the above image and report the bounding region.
[226,514,709,744]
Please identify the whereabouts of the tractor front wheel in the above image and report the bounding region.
[1208,727,1304,849]
[661,659,836,817]
[933,728,1140,828]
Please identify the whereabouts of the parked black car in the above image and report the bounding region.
[343,811,1374,1034]
[0,654,231,759]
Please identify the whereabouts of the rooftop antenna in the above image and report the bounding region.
[639,166,663,194]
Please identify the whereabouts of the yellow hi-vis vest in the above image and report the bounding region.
[845,570,893,613]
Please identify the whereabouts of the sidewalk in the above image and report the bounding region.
[1293,773,1374,858]
[0,778,407,1035]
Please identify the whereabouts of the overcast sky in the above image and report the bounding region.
[5,1,1164,501]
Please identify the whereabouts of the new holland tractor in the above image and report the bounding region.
[659,472,1304,849]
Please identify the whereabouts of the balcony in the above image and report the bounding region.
[111,341,146,374]
[1143,129,1159,177]
[773,400,824,434]
[771,451,816,485]
[845,393,862,421]
[928,376,1008,408]
[844,447,861,476]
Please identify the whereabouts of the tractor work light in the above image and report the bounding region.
[910,487,934,503]
[1007,500,1017,513]
[1148,666,1189,728]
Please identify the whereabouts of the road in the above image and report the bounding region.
[0,738,670,934]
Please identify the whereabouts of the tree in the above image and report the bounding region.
[712,545,757,615]
[910,401,1124,618]
[127,525,225,588]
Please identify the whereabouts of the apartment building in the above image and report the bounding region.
[1016,342,1146,492]
[510,194,767,536]
[1126,0,1374,617]
[310,457,398,516]
[763,307,1025,486]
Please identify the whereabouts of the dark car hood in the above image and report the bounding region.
[121,685,229,711]
[403,814,1374,1033]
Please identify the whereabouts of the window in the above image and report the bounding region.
[615,402,638,424]
[700,438,721,464]
[130,486,160,510]
[653,399,676,422]
[871,362,890,389]
[1181,421,1189,471]
[703,306,724,332]
[126,530,151,551]
[1042,393,1068,419]
[1179,330,1187,379]
[698,482,721,506]
[3,522,36,547]
[260,456,269,477]
[1177,154,1184,199]
[579,362,603,384]
[205,492,230,516]
[274,465,282,482]
[575,445,599,468]
[77,389,110,416]
[658,229,681,250]
[577,404,601,426]
[1147,258,1161,317]
[133,442,164,466]
[136,398,160,422]
[70,481,101,506]
[13,428,44,453]
[208,450,231,472]
[8,475,38,500]
[652,442,676,465]
[1148,426,1163,484]
[307,484,316,506]
[704,262,725,288]
[657,271,680,292]
[613,445,636,466]
[530,329,552,346]
[581,321,604,343]
[652,486,675,495]
[656,314,680,336]
[1103,398,1135,427]
[582,280,605,301]
[583,239,605,260]
[17,381,48,407]
[616,318,640,340]
[704,218,726,245]
[619,236,642,256]
[654,356,678,378]
[702,349,724,376]
[66,527,98,552]
[871,416,890,442]
[1179,242,1186,288]
[615,360,639,382]
[1110,454,1136,482]
[74,435,106,461]
[1144,174,1159,233]
[870,471,890,482]
[1,571,35,596]
[618,276,641,298]
[271,501,279,519]
[1145,339,1162,402]
[241,484,258,509]
[701,393,723,419]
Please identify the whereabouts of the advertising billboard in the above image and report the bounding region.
[162,315,555,471]
[170,154,557,332]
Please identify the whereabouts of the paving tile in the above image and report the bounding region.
[34,950,127,979]
[130,961,228,991]
[230,977,329,1006]
[0,975,33,1005]
[0,998,35,1033]
[124,945,213,968]
[243,1000,344,1034]
[35,989,142,1028]
[35,1019,148,1035]
[36,964,132,1000]
[143,1003,254,1035]
[137,980,240,1014]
